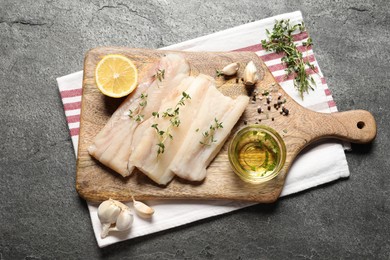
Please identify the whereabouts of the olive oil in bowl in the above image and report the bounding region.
[228,125,286,184]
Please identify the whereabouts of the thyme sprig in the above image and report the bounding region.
[151,92,191,155]
[215,69,223,77]
[200,118,223,146]
[261,19,316,99]
[128,93,148,122]
[155,69,165,82]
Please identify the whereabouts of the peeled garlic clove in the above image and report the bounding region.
[243,61,258,85]
[115,209,134,231]
[97,199,121,224]
[132,196,155,218]
[221,62,239,76]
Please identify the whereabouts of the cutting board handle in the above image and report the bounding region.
[314,110,377,144]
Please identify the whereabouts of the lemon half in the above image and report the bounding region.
[95,54,138,98]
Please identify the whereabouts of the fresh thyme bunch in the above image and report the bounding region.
[261,19,316,99]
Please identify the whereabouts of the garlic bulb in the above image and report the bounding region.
[132,196,155,218]
[97,199,133,238]
[221,62,239,76]
[243,61,258,85]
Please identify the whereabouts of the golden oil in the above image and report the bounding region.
[228,125,286,184]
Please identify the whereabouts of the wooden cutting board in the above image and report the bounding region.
[76,47,376,203]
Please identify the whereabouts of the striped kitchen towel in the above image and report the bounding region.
[57,11,349,247]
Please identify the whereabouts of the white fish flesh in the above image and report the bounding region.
[129,75,215,184]
[88,54,190,177]
[169,83,249,182]
[88,54,249,185]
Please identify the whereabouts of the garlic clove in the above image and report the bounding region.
[243,61,258,85]
[97,199,121,224]
[132,196,155,218]
[115,209,134,231]
[221,62,240,76]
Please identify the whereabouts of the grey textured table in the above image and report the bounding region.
[1,0,389,259]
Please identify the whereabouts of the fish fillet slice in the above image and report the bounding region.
[88,80,150,161]
[88,54,190,177]
[128,77,195,169]
[129,75,213,184]
[170,87,249,182]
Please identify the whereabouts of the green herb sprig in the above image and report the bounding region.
[215,69,223,77]
[155,69,165,82]
[128,93,148,122]
[151,92,191,155]
[261,19,316,99]
[199,118,223,146]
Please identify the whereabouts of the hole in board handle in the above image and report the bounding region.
[357,121,365,129]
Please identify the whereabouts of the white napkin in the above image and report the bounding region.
[57,11,349,247]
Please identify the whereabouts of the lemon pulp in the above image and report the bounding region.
[95,54,138,98]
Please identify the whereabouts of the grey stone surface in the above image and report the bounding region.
[0,0,389,258]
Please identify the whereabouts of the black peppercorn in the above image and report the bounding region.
[282,107,289,116]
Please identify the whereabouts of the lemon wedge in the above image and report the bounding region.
[95,54,138,98]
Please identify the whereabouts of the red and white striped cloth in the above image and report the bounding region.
[57,11,349,247]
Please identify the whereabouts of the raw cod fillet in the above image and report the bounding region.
[88,54,190,176]
[129,75,214,184]
[88,53,249,185]
[169,83,249,182]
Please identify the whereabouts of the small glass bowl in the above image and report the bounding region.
[228,125,286,184]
